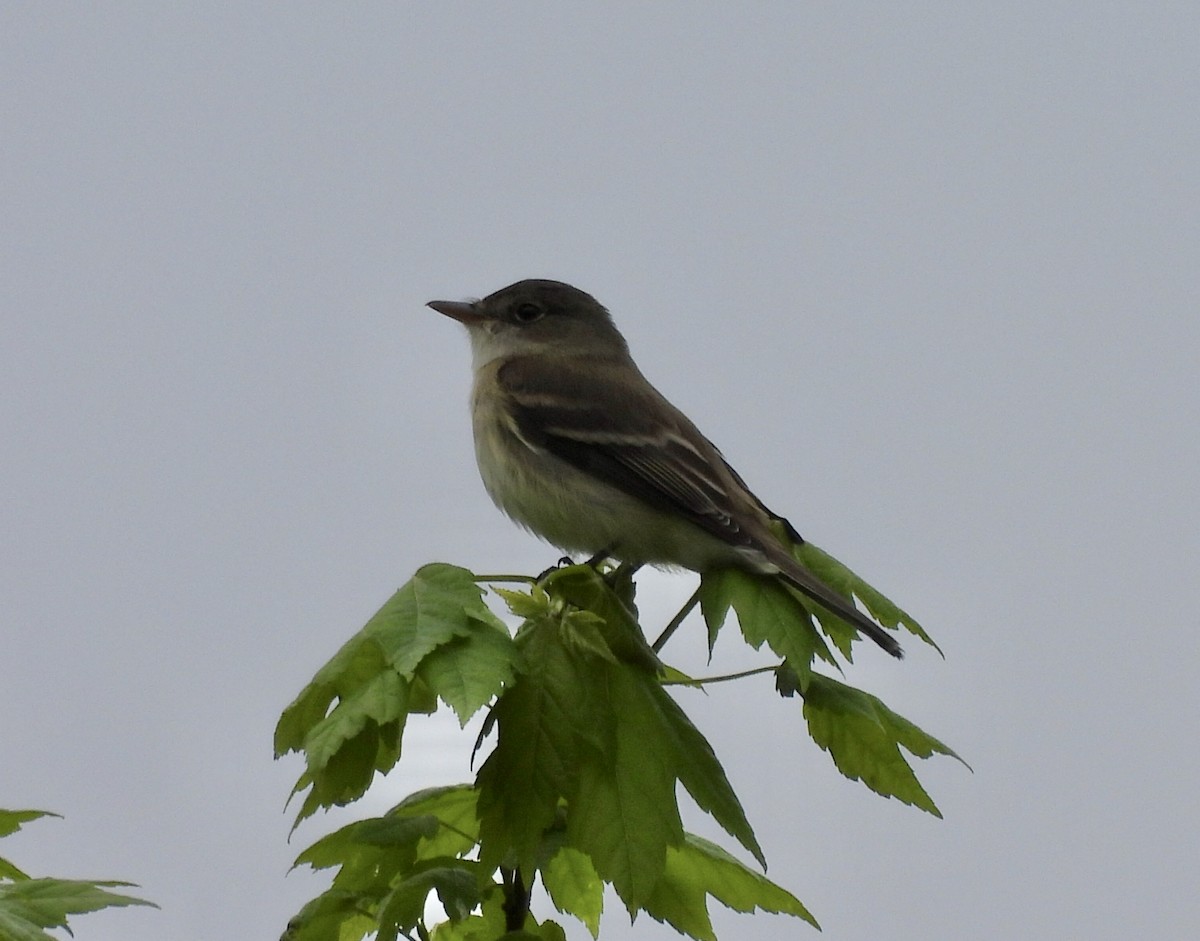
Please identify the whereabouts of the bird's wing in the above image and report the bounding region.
[498,355,903,659]
[497,355,759,548]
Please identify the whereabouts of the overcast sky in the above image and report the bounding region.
[4,4,1198,940]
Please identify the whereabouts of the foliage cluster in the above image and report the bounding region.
[0,809,153,941]
[276,557,962,940]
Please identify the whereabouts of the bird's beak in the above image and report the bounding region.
[427,299,484,325]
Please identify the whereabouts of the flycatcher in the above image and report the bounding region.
[428,279,903,658]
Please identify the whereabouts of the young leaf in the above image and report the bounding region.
[493,584,547,620]
[559,607,626,666]
[643,833,818,940]
[542,565,660,673]
[801,673,964,815]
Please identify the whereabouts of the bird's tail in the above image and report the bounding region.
[764,543,904,659]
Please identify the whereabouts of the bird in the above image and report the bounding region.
[427,279,902,658]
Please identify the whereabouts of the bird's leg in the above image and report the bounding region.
[607,559,641,581]
[602,560,644,626]
[585,548,643,590]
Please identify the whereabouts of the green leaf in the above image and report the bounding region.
[485,918,568,941]
[376,860,482,940]
[292,784,482,891]
[375,564,509,675]
[284,786,490,941]
[0,811,58,842]
[0,814,155,937]
[280,888,378,941]
[275,637,370,759]
[494,584,547,620]
[294,815,439,875]
[0,858,25,883]
[774,663,802,698]
[287,670,407,823]
[475,612,602,874]
[699,569,835,686]
[801,673,965,814]
[644,834,818,940]
[277,565,517,824]
[391,785,481,860]
[542,566,661,673]
[567,667,681,912]
[478,585,684,909]
[524,919,568,941]
[480,577,764,913]
[541,846,603,938]
[301,668,408,776]
[0,810,53,882]
[648,682,764,868]
[0,879,155,941]
[696,571,733,655]
[429,885,507,940]
[417,622,518,725]
[659,664,703,688]
[558,608,621,666]
[794,542,940,654]
[276,564,501,755]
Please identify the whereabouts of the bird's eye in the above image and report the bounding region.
[513,303,545,324]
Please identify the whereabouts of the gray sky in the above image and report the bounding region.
[4,4,1198,939]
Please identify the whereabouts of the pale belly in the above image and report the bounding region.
[471,395,739,571]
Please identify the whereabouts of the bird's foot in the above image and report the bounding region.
[535,556,577,582]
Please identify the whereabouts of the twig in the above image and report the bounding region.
[501,866,529,932]
[652,585,702,652]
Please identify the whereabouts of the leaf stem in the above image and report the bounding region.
[663,663,782,686]
[652,585,702,652]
